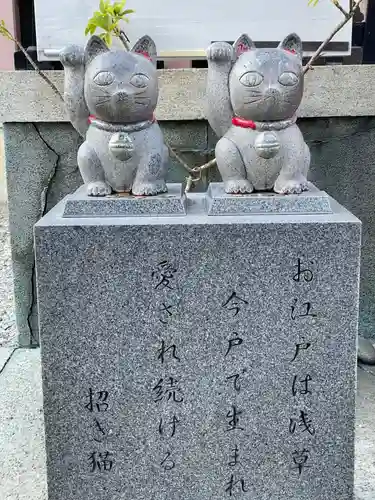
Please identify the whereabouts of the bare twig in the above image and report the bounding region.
[0,22,63,101]
[117,29,131,51]
[303,0,364,73]
[168,144,217,192]
[184,158,217,193]
[331,0,350,19]
[14,39,64,101]
[167,145,195,173]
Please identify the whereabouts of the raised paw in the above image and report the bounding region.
[59,45,85,67]
[274,177,309,195]
[132,182,168,196]
[87,181,112,197]
[224,180,254,194]
[206,42,234,63]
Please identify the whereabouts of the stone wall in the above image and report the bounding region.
[5,116,375,345]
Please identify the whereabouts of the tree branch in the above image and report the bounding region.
[0,22,64,101]
[117,29,130,51]
[13,39,64,101]
[303,0,364,73]
[331,0,350,19]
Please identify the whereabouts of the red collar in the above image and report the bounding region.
[232,116,256,130]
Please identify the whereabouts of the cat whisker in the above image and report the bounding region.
[95,101,112,107]
[95,97,112,102]
[93,88,111,96]
[94,94,112,99]
[281,97,296,105]
[244,98,264,104]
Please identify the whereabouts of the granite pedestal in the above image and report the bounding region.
[35,187,361,500]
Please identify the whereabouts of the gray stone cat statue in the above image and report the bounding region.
[206,33,310,194]
[60,35,168,196]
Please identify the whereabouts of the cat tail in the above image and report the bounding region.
[60,44,90,138]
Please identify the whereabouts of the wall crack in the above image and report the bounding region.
[28,123,61,345]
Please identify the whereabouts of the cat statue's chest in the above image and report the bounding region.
[227,126,286,159]
[225,124,292,190]
[86,118,156,165]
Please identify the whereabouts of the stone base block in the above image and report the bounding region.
[63,183,187,217]
[206,182,332,216]
[35,193,361,500]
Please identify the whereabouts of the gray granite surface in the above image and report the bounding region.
[206,182,332,215]
[35,193,360,500]
[63,184,187,217]
[1,349,375,500]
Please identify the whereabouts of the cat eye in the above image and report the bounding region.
[93,71,115,86]
[278,72,299,86]
[239,71,264,87]
[130,74,149,88]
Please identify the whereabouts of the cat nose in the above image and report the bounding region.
[267,87,280,96]
[116,91,131,103]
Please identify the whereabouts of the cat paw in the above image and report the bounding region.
[224,180,254,194]
[206,42,234,63]
[273,177,309,195]
[86,181,112,197]
[132,182,168,196]
[60,45,84,67]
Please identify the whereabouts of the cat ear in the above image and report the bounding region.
[85,35,109,65]
[233,34,256,58]
[279,33,303,59]
[132,35,157,66]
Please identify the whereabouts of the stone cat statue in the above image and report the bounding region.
[206,33,310,194]
[60,35,168,196]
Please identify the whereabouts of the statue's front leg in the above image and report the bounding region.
[274,142,310,195]
[132,150,168,196]
[216,137,253,194]
[77,142,111,196]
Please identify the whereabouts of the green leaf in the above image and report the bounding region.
[91,13,112,32]
[98,31,112,46]
[85,22,97,35]
[104,33,112,46]
[99,0,105,12]
[0,21,13,41]
[113,0,126,14]
[109,21,119,32]
[85,1,133,39]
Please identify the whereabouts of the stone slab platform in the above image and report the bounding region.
[206,183,332,216]
[63,183,187,218]
[34,193,360,500]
